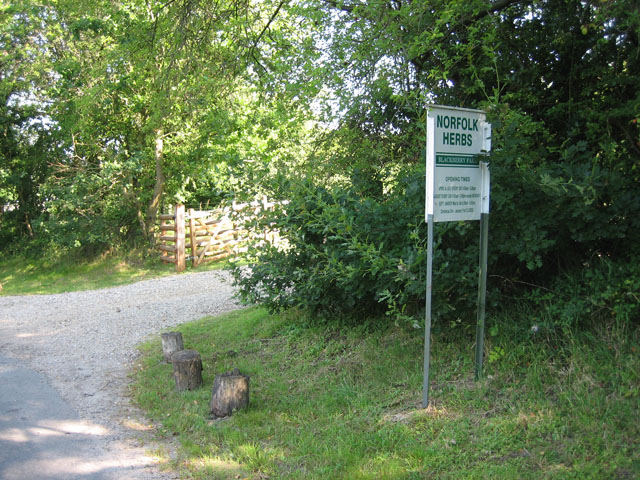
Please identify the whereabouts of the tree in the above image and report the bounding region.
[233,0,640,326]
[0,1,60,247]
[305,0,640,266]
[1,0,317,254]
[45,0,253,241]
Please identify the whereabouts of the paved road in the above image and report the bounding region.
[0,354,161,480]
[0,270,240,479]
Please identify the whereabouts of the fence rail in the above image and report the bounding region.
[155,199,280,272]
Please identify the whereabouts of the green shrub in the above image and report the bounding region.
[232,149,640,332]
[34,167,143,257]
[525,255,640,335]
[232,165,482,327]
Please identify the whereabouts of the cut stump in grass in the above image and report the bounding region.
[161,331,184,363]
[210,368,250,418]
[172,349,203,391]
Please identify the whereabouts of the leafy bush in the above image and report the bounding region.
[232,165,483,327]
[34,166,143,257]
[525,254,640,335]
[233,130,640,332]
[488,107,640,279]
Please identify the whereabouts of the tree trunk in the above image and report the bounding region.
[122,176,148,242]
[146,128,165,241]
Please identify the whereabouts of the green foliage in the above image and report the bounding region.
[485,105,640,279]
[234,132,640,329]
[0,1,57,247]
[1,0,318,257]
[34,162,143,256]
[523,255,640,336]
[233,165,483,326]
[2,0,639,338]
[233,0,640,328]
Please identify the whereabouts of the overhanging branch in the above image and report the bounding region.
[249,0,287,56]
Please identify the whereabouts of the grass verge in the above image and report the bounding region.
[132,308,640,479]
[0,253,228,296]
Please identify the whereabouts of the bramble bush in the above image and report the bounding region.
[525,254,640,336]
[231,166,485,327]
[33,167,143,258]
[232,106,640,332]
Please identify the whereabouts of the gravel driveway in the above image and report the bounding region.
[0,270,241,479]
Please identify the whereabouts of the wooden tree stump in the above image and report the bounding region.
[209,368,250,418]
[161,332,184,363]
[172,349,203,391]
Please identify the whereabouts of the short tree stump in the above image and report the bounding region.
[161,331,184,363]
[209,368,250,418]
[172,349,203,391]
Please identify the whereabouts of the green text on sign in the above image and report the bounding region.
[436,154,480,167]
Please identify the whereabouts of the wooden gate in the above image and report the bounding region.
[186,207,243,268]
[158,205,186,271]
[156,200,279,272]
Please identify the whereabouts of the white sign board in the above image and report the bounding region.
[426,105,491,222]
[422,105,493,407]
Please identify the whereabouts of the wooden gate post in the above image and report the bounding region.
[175,204,186,272]
[188,208,197,268]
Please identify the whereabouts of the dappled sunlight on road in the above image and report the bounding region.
[0,415,166,480]
[2,454,163,478]
[0,270,239,479]
[15,331,57,339]
[0,418,110,442]
[0,356,169,479]
[0,428,29,443]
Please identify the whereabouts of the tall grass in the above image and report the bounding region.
[132,308,640,479]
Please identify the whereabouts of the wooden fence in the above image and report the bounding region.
[156,199,280,272]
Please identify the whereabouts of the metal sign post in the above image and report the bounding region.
[423,105,491,407]
[475,212,489,380]
[422,213,434,407]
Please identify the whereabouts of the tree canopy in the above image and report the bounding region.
[2,0,638,326]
